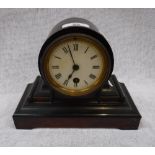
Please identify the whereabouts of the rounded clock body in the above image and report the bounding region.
[38,18,114,97]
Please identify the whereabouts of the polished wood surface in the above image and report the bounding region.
[13,75,141,129]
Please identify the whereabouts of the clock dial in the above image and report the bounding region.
[43,35,110,96]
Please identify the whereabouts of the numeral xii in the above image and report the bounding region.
[73,44,78,51]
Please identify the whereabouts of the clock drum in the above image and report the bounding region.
[38,18,114,97]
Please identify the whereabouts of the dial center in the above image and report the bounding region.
[73,64,79,71]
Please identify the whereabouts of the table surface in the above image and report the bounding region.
[0,8,155,146]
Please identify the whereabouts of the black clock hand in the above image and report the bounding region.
[64,63,79,85]
[68,44,75,65]
[63,70,75,86]
[68,70,75,80]
[65,63,80,82]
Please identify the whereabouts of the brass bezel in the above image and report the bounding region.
[42,35,111,96]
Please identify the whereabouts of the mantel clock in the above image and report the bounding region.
[13,18,141,129]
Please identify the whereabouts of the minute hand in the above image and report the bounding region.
[68,44,75,64]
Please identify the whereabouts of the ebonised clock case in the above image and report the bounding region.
[13,17,141,129]
[38,26,114,98]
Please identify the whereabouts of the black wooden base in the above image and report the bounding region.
[13,75,141,129]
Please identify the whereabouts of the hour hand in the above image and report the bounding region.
[63,70,75,86]
[63,64,79,86]
[68,70,75,80]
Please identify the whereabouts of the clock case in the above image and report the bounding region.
[13,18,141,129]
[38,18,114,98]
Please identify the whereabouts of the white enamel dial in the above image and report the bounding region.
[43,36,109,96]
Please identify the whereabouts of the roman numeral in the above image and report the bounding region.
[52,66,59,69]
[89,74,96,80]
[63,80,68,86]
[90,55,97,60]
[54,56,61,59]
[74,83,78,87]
[73,78,80,87]
[73,44,78,51]
[55,73,62,79]
[62,47,69,54]
[84,80,88,85]
[92,65,100,69]
[84,47,89,53]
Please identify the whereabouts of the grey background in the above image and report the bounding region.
[0,8,155,146]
